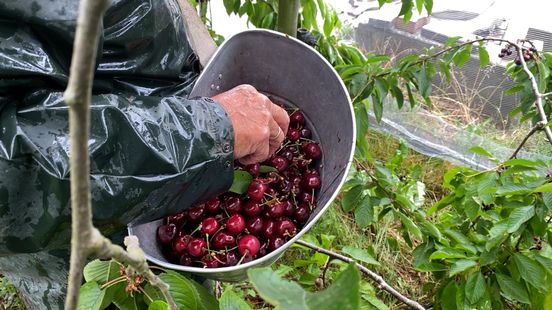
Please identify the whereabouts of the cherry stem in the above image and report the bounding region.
[236,251,249,265]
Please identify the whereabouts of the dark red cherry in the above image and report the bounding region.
[226,214,246,235]
[187,238,207,257]
[157,224,177,244]
[258,242,268,257]
[238,235,261,257]
[246,217,264,235]
[167,213,186,227]
[277,179,292,195]
[187,205,205,222]
[179,253,193,266]
[225,197,243,214]
[282,200,295,216]
[247,180,268,201]
[288,146,299,155]
[291,176,302,186]
[305,169,319,177]
[205,197,221,214]
[245,163,261,177]
[294,204,310,223]
[201,217,219,235]
[301,128,312,138]
[302,142,322,160]
[298,192,314,204]
[202,255,220,268]
[262,220,276,239]
[287,128,301,142]
[302,174,321,190]
[223,251,238,266]
[268,237,286,251]
[267,202,286,218]
[275,219,297,237]
[243,201,262,217]
[270,156,289,172]
[295,159,311,171]
[290,111,306,127]
[279,148,295,161]
[173,235,192,254]
[213,231,236,250]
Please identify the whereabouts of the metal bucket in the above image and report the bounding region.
[128,29,355,282]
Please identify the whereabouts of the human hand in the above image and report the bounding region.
[213,84,290,165]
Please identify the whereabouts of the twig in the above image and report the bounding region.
[320,259,334,288]
[62,0,177,309]
[514,44,552,144]
[64,0,112,308]
[509,121,546,159]
[352,37,514,103]
[295,240,426,310]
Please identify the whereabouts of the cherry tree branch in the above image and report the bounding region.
[63,0,176,308]
[513,44,552,144]
[295,240,425,310]
[509,121,546,159]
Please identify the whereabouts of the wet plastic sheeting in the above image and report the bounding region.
[0,1,233,308]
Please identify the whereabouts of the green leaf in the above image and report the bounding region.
[420,220,442,241]
[83,259,120,284]
[503,158,539,168]
[535,255,552,270]
[465,271,486,304]
[405,82,417,108]
[219,288,252,310]
[259,165,277,173]
[469,146,494,158]
[478,45,490,67]
[260,12,274,29]
[342,185,364,212]
[390,85,404,109]
[424,0,433,14]
[453,44,472,67]
[160,271,219,310]
[507,205,535,233]
[398,212,423,240]
[429,248,468,260]
[415,0,423,13]
[142,284,164,306]
[78,282,105,310]
[354,195,374,228]
[534,183,552,192]
[415,66,431,99]
[248,267,309,309]
[148,300,168,310]
[445,36,462,46]
[544,192,552,210]
[342,246,380,265]
[485,220,508,251]
[223,0,237,14]
[537,60,550,92]
[306,264,360,310]
[513,253,548,292]
[229,170,253,194]
[496,273,531,304]
[449,259,477,276]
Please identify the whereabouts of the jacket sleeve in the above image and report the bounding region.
[0,0,234,254]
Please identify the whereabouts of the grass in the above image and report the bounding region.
[0,276,24,310]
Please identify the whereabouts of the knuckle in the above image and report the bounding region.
[239,84,256,92]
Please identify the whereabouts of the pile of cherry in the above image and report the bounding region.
[156,109,322,268]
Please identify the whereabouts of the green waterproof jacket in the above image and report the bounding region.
[0,0,234,308]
